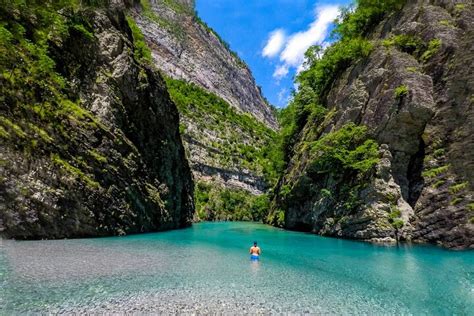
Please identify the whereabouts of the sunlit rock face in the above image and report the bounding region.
[131,1,277,129]
[270,0,473,249]
[128,1,277,199]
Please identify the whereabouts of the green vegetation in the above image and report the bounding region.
[433,148,445,158]
[422,165,449,179]
[140,0,185,39]
[126,15,152,64]
[383,34,423,55]
[439,20,455,28]
[455,4,465,11]
[88,149,107,163]
[388,207,404,230]
[138,0,245,67]
[433,179,446,189]
[391,218,404,229]
[165,77,283,185]
[194,181,269,221]
[276,0,406,167]
[309,123,379,176]
[449,182,468,195]
[162,0,193,14]
[420,39,441,63]
[394,85,409,99]
[51,154,100,188]
[27,123,53,143]
[266,1,407,224]
[0,1,91,147]
[0,116,27,138]
[389,208,401,219]
[334,0,406,39]
[266,208,285,227]
[165,77,286,219]
[268,123,379,225]
[406,66,419,73]
[380,33,446,67]
[297,39,373,105]
[450,197,463,206]
[0,1,121,193]
[0,125,9,138]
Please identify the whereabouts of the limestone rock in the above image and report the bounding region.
[271,0,473,249]
[131,1,277,129]
[0,6,194,239]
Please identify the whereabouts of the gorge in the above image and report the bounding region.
[0,0,473,312]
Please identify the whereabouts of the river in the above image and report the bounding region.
[0,222,472,314]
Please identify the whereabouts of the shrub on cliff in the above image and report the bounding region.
[308,123,379,177]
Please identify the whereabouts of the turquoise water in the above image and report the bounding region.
[0,222,473,314]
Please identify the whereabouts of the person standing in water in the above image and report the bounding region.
[249,241,261,261]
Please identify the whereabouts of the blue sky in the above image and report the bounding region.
[195,0,352,108]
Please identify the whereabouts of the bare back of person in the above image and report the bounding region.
[250,246,261,255]
[250,241,261,261]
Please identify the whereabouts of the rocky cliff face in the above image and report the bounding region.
[0,3,194,239]
[270,0,473,249]
[127,0,277,200]
[131,0,277,129]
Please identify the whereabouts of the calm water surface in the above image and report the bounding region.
[0,222,473,314]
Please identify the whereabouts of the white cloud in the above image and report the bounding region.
[268,5,341,79]
[273,64,289,79]
[280,5,339,66]
[277,88,290,106]
[262,29,286,58]
[278,88,288,102]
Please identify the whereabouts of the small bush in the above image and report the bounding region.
[88,149,107,163]
[449,182,468,195]
[433,148,445,158]
[388,207,404,229]
[420,39,442,63]
[450,197,463,206]
[422,165,449,179]
[394,85,409,99]
[433,179,445,189]
[389,208,402,219]
[383,34,423,55]
[126,16,152,65]
[439,20,454,28]
[0,116,27,138]
[391,218,404,229]
[406,66,419,73]
[454,4,465,16]
[309,123,379,176]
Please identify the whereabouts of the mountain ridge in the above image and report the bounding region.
[131,0,278,129]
